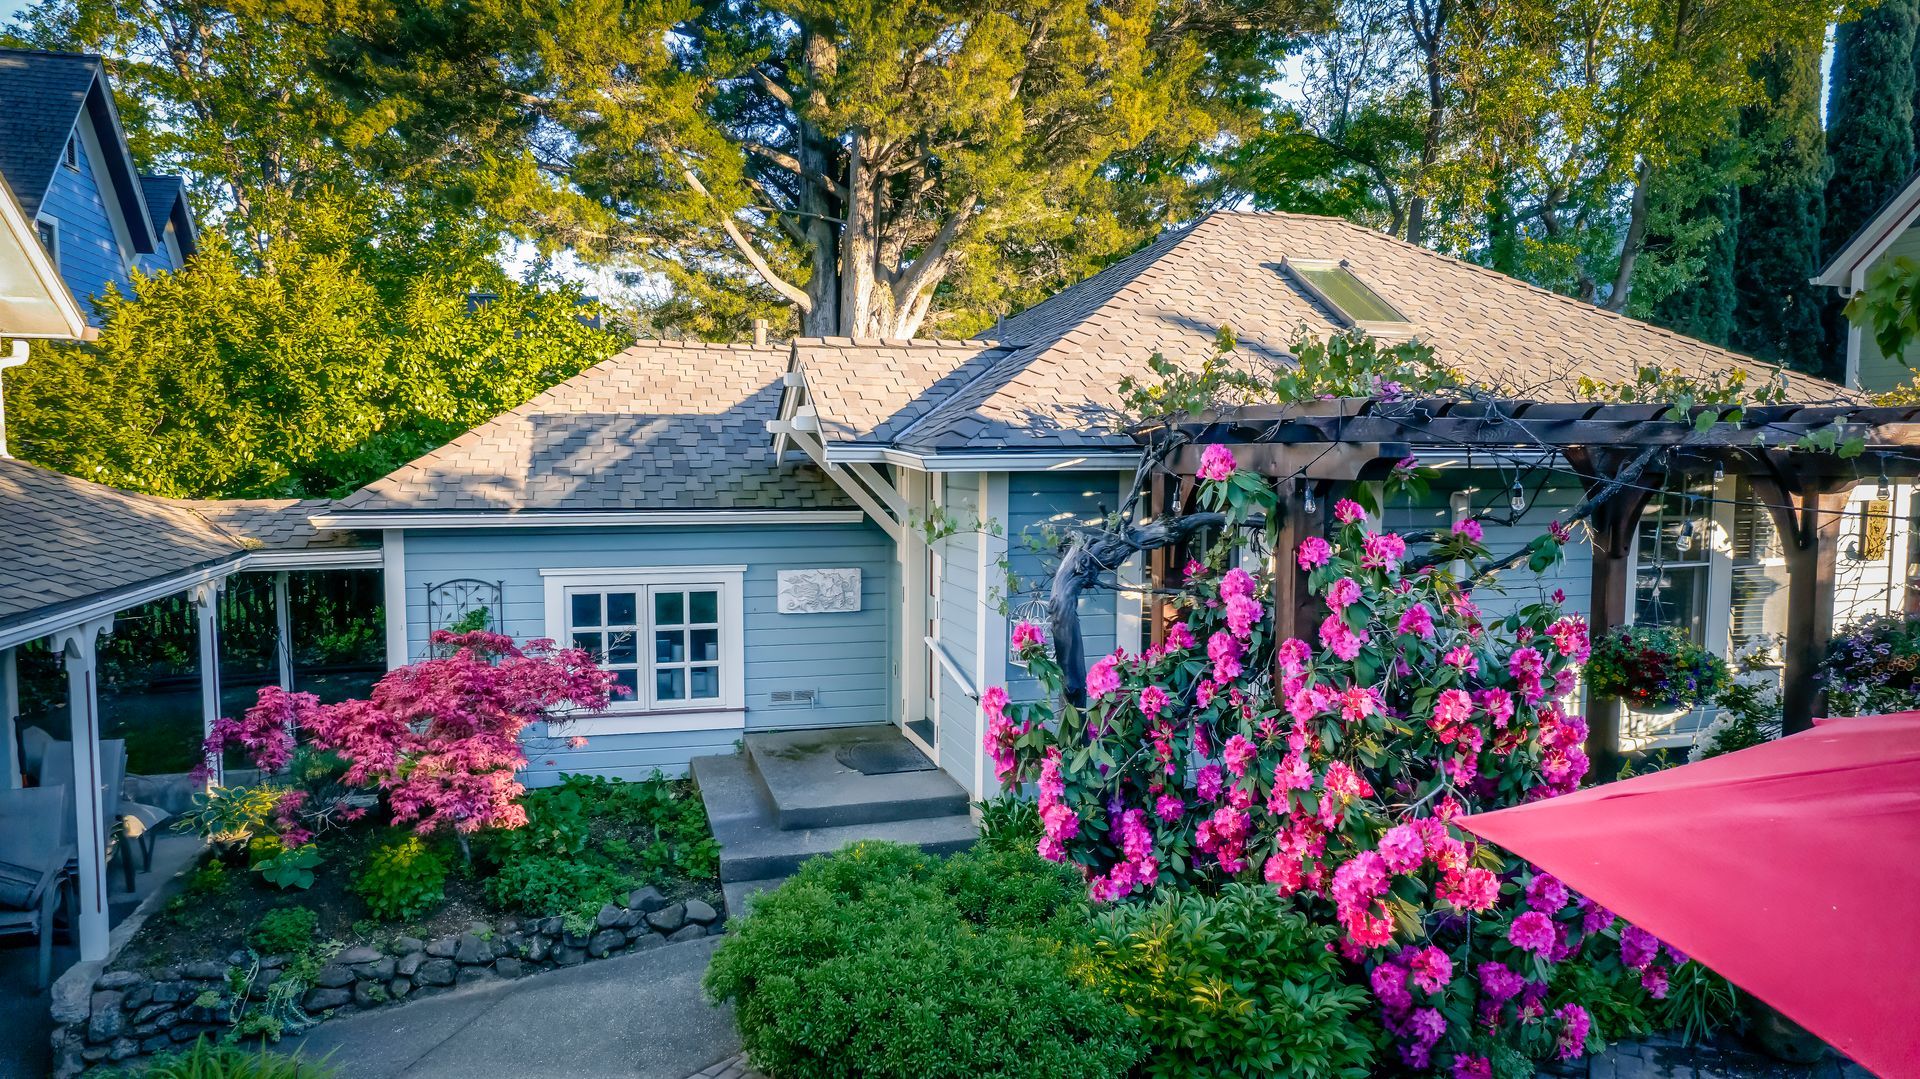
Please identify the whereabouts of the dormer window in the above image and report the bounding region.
[1281,258,1414,336]
[36,217,59,268]
[63,133,79,171]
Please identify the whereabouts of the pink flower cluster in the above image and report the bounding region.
[1197,443,1237,481]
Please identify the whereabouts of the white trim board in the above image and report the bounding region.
[312,509,867,530]
[0,560,237,652]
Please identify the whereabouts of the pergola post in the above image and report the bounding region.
[1762,484,1848,733]
[273,571,294,692]
[1,645,18,789]
[191,582,224,787]
[1566,446,1657,783]
[57,618,115,961]
[1269,478,1325,648]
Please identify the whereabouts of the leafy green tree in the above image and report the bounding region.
[1731,34,1829,374]
[4,200,622,498]
[321,0,1329,339]
[1645,142,1741,346]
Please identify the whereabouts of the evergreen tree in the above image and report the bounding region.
[1646,164,1739,347]
[1731,35,1829,374]
[1825,0,1917,256]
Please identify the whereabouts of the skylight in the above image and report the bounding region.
[1281,258,1414,335]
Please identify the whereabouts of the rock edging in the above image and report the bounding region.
[52,889,723,1076]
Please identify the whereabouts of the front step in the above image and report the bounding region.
[745,727,969,830]
[691,748,977,916]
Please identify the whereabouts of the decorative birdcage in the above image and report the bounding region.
[1009,597,1053,668]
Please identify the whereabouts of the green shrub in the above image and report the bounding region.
[485,772,720,885]
[973,792,1042,853]
[99,1035,334,1078]
[252,843,325,890]
[352,834,449,921]
[479,853,634,919]
[248,907,319,955]
[705,841,1140,1079]
[1084,884,1377,1079]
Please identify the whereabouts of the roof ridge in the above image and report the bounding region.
[0,46,104,63]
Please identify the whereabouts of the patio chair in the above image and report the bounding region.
[0,785,75,989]
[26,732,169,872]
[38,740,140,892]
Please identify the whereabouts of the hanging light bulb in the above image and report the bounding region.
[1303,485,1316,514]
[1713,460,1725,483]
[1878,460,1892,502]
[1509,479,1526,513]
[1678,518,1694,553]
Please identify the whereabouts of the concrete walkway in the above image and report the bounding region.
[285,937,740,1079]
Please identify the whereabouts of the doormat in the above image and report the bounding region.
[836,741,938,775]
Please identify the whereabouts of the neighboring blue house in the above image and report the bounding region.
[311,211,1904,807]
[0,48,197,323]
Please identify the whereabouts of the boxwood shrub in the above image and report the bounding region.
[703,841,1141,1079]
[1084,883,1379,1078]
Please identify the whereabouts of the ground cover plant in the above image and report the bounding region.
[983,449,1715,1076]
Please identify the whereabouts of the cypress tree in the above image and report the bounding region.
[1648,150,1740,347]
[1731,35,1829,374]
[1825,0,1918,258]
[1823,0,1918,376]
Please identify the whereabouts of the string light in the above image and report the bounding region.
[1303,485,1316,514]
[1713,460,1725,483]
[1878,459,1892,502]
[1508,479,1526,513]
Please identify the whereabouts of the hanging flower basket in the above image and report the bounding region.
[1585,625,1729,714]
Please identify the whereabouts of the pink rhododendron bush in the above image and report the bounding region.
[985,452,1697,1076]
[196,629,616,861]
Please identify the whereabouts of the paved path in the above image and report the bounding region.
[285,937,739,1079]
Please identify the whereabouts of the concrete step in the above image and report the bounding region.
[720,877,785,921]
[691,752,977,888]
[745,726,969,830]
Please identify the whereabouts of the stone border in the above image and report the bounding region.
[53,887,723,1075]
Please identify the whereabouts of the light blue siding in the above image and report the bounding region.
[1381,476,1590,622]
[38,116,135,321]
[399,521,896,778]
[1004,471,1132,704]
[934,472,980,781]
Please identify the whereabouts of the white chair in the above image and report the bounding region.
[0,785,75,988]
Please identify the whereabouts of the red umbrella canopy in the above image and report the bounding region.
[1460,712,1920,1077]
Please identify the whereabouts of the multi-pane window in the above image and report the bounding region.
[1633,480,1714,645]
[561,582,729,711]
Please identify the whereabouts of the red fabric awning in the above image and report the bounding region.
[1460,712,1920,1077]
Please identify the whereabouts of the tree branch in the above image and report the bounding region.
[680,166,813,313]
[890,198,977,309]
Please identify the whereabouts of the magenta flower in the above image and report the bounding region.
[1406,945,1453,993]
[1554,1003,1592,1060]
[1277,636,1312,677]
[1165,620,1195,650]
[1334,498,1367,523]
[1452,518,1485,542]
[1326,576,1362,609]
[1525,872,1569,913]
[1086,654,1122,699]
[1396,603,1435,640]
[1452,1054,1492,1079]
[1197,443,1237,481]
[1508,911,1556,953]
[1222,734,1256,777]
[1296,536,1332,569]
[1011,620,1046,652]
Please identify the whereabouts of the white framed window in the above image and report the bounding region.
[35,216,59,268]
[63,134,79,171]
[541,566,746,734]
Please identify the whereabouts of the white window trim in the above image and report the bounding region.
[541,566,746,735]
[35,215,59,269]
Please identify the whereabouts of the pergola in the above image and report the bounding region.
[1147,397,1920,774]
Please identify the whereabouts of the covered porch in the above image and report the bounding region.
[0,459,378,1070]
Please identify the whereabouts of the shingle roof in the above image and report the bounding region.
[183,498,364,551]
[0,49,98,220]
[792,339,1011,444]
[138,173,196,255]
[0,457,245,635]
[875,211,1855,451]
[336,342,851,515]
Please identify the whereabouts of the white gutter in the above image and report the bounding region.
[243,547,383,570]
[824,445,1145,472]
[311,509,867,530]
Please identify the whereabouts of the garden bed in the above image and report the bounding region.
[54,773,723,1076]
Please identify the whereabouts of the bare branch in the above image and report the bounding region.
[890,198,977,308]
[680,165,813,313]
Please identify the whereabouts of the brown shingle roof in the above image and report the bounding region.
[336,342,850,515]
[878,211,1855,451]
[183,498,365,551]
[0,457,244,634]
[792,339,1010,444]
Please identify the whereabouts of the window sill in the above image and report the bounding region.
[548,708,745,737]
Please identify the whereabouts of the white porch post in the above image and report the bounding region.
[273,571,294,692]
[191,582,224,787]
[58,618,114,961]
[1,646,19,789]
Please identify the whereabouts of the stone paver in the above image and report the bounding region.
[1556,1035,1872,1079]
[687,1052,762,1079]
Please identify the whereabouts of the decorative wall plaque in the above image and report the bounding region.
[777,569,861,613]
